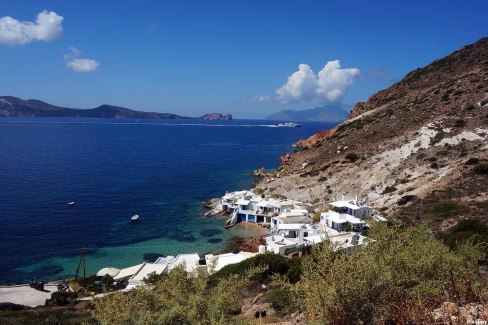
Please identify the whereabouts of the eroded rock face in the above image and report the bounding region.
[255,37,488,229]
[296,129,335,148]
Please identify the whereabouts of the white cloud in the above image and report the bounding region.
[276,60,360,104]
[64,47,100,73]
[248,95,270,103]
[0,10,63,46]
[64,46,80,60]
[66,58,100,73]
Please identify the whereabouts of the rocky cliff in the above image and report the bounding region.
[256,37,488,230]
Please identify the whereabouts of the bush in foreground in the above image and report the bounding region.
[91,222,488,324]
[92,265,265,325]
[45,291,78,306]
[295,222,487,324]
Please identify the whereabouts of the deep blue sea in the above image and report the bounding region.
[0,117,336,284]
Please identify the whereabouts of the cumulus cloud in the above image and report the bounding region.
[64,47,100,73]
[66,58,100,73]
[248,95,270,103]
[276,60,360,104]
[0,10,63,46]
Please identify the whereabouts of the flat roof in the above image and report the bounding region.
[114,263,145,280]
[236,199,250,205]
[266,236,296,246]
[131,263,167,281]
[168,253,201,273]
[325,211,364,224]
[275,215,310,224]
[205,252,256,272]
[329,200,363,210]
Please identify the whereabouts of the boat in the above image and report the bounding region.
[131,214,140,222]
[68,201,75,206]
[277,122,301,128]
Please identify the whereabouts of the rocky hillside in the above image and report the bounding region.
[0,96,232,120]
[256,37,488,230]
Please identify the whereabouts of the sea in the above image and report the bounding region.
[0,117,337,284]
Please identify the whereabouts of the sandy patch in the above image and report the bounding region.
[233,222,269,236]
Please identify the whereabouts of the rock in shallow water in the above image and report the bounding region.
[200,229,223,237]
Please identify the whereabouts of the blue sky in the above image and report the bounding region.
[0,1,486,119]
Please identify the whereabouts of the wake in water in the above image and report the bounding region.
[0,120,283,128]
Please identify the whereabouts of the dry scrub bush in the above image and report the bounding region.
[295,221,487,324]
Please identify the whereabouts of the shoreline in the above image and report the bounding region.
[232,221,269,237]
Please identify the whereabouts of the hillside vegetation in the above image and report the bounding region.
[90,222,487,324]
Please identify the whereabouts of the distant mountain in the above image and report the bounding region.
[266,105,350,122]
[0,96,232,120]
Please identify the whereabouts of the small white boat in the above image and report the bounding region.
[131,214,140,221]
[277,122,301,128]
[68,201,75,206]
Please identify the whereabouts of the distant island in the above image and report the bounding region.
[266,104,349,122]
[0,96,232,120]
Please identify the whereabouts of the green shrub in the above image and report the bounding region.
[93,265,264,325]
[144,272,168,284]
[382,185,397,194]
[454,119,466,127]
[474,163,488,175]
[295,222,487,324]
[345,152,359,162]
[432,200,461,217]
[45,291,78,306]
[312,212,320,223]
[397,195,416,206]
[439,219,488,250]
[266,286,297,316]
[224,236,245,254]
[209,253,292,285]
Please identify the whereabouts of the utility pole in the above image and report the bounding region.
[75,248,86,287]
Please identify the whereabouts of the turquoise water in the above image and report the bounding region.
[0,117,336,284]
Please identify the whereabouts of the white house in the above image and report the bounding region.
[221,190,314,227]
[320,198,372,233]
[266,223,320,255]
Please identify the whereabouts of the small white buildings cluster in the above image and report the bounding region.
[109,253,205,289]
[99,251,260,290]
[220,190,313,228]
[263,195,376,256]
[96,193,381,292]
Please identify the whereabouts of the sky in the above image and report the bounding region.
[0,1,486,119]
